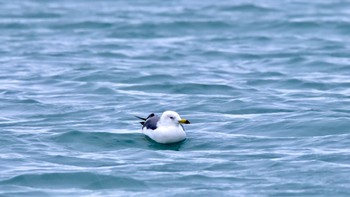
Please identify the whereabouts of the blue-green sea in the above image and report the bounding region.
[1,0,350,196]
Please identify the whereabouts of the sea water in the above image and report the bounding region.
[1,0,350,196]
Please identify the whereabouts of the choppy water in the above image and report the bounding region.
[1,0,350,196]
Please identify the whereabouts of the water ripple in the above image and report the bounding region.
[1,0,350,196]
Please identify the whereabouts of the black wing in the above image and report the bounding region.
[142,114,160,130]
[135,113,159,130]
[135,113,155,125]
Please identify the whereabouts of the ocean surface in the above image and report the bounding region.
[1,0,350,196]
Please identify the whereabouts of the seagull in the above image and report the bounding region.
[136,111,190,144]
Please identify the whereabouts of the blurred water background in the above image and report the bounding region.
[1,0,350,196]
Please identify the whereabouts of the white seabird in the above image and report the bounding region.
[136,111,190,144]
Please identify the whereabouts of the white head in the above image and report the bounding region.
[159,111,190,126]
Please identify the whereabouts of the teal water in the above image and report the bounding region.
[1,0,350,196]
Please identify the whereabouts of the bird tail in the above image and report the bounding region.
[135,113,155,126]
[134,116,146,125]
[135,115,146,121]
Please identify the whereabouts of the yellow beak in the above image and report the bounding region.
[178,119,190,124]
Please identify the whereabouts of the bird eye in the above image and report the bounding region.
[170,116,174,119]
